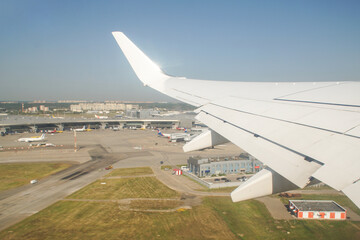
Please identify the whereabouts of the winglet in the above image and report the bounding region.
[112,32,170,90]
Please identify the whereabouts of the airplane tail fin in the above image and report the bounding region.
[112,32,170,89]
[157,129,163,136]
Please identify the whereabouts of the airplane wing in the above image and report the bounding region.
[112,32,360,208]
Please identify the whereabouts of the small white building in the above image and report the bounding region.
[289,200,346,220]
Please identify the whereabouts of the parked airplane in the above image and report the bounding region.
[95,114,108,119]
[157,129,194,142]
[176,127,187,131]
[74,126,91,132]
[18,134,46,142]
[48,129,63,134]
[157,129,171,138]
[51,115,64,119]
[113,32,360,208]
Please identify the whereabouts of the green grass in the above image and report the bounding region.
[67,177,179,200]
[0,163,72,192]
[105,167,153,177]
[205,197,360,240]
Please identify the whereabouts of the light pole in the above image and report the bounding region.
[74,130,77,152]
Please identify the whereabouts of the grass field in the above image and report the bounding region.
[105,167,153,177]
[1,166,360,239]
[0,200,236,240]
[0,163,72,192]
[2,196,360,240]
[67,177,179,200]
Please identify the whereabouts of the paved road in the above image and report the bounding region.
[257,197,294,220]
[151,152,230,197]
[0,145,120,231]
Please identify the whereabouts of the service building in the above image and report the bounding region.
[187,153,263,177]
[289,200,346,220]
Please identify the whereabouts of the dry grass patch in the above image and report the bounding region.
[0,200,236,240]
[130,199,182,210]
[68,177,179,200]
[106,167,153,177]
[0,163,72,192]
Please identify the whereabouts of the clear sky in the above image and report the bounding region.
[0,0,359,101]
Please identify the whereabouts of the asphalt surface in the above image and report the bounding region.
[0,145,118,231]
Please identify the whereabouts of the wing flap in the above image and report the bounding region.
[196,111,322,187]
[198,101,360,191]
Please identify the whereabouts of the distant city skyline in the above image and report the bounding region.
[1,0,359,101]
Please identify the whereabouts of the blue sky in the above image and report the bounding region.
[0,0,359,101]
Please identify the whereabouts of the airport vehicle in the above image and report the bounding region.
[105,165,113,170]
[30,179,38,184]
[95,114,108,119]
[237,176,248,182]
[30,143,55,147]
[18,134,46,142]
[113,32,360,208]
[112,126,120,131]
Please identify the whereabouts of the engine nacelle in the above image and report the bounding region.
[183,129,228,152]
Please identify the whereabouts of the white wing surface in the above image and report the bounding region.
[112,32,360,208]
